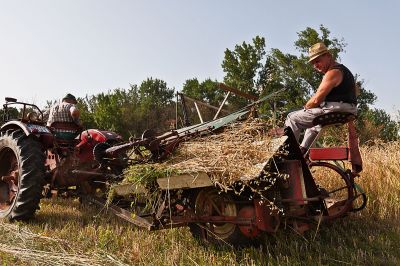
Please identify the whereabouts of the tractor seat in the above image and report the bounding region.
[48,122,83,146]
[312,112,356,127]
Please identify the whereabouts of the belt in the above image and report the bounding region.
[321,101,357,107]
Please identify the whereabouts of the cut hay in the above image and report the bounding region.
[124,118,277,188]
[0,221,127,266]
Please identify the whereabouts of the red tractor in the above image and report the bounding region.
[0,97,125,221]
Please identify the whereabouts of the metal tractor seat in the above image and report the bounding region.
[309,112,356,161]
[312,112,356,127]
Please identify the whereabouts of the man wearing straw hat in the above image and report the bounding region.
[285,42,357,154]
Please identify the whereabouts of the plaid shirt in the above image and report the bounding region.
[47,102,79,132]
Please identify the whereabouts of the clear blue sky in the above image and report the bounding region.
[1,1,399,115]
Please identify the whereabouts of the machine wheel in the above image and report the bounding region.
[0,130,45,221]
[188,188,253,247]
[309,161,354,219]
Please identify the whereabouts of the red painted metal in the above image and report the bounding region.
[238,206,260,237]
[79,129,107,144]
[0,155,18,211]
[309,147,349,161]
[43,129,123,188]
[253,199,280,233]
[77,129,123,163]
[281,160,307,205]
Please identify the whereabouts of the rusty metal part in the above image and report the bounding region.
[0,153,19,211]
[172,215,253,226]
[237,206,260,237]
[2,98,44,123]
[104,130,178,158]
[308,161,354,220]
[71,169,111,178]
[190,188,239,239]
[309,147,349,161]
[178,93,191,127]
[179,93,229,115]
[83,196,153,230]
[253,199,280,233]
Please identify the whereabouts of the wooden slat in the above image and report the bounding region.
[157,172,213,190]
[112,183,147,196]
[218,83,258,101]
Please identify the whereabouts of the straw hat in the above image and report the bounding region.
[308,42,329,62]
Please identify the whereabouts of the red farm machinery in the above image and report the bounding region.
[0,90,367,246]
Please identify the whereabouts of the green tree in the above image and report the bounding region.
[221,36,266,109]
[77,96,96,129]
[259,49,309,112]
[359,108,399,143]
[137,78,175,133]
[138,78,174,110]
[76,79,176,139]
[182,78,223,106]
[180,78,225,124]
[78,87,141,138]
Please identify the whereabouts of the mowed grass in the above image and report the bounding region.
[1,142,400,265]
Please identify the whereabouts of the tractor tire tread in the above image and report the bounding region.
[0,130,45,221]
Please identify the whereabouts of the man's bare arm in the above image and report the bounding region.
[305,69,343,109]
[70,106,80,122]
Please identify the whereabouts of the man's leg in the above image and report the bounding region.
[301,125,322,149]
[285,108,324,142]
[300,102,357,149]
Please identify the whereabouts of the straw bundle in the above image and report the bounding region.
[126,118,277,187]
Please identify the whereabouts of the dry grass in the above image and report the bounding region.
[165,118,275,182]
[0,200,128,266]
[0,141,400,265]
[359,141,400,220]
[127,118,275,187]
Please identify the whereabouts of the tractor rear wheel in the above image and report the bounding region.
[0,130,45,221]
[188,188,253,247]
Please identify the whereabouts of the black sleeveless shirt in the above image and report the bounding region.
[325,64,357,104]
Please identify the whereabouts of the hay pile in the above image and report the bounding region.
[126,118,277,187]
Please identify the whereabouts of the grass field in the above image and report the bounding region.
[1,142,400,265]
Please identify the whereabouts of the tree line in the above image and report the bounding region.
[1,25,399,143]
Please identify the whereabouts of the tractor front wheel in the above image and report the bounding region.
[0,130,45,221]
